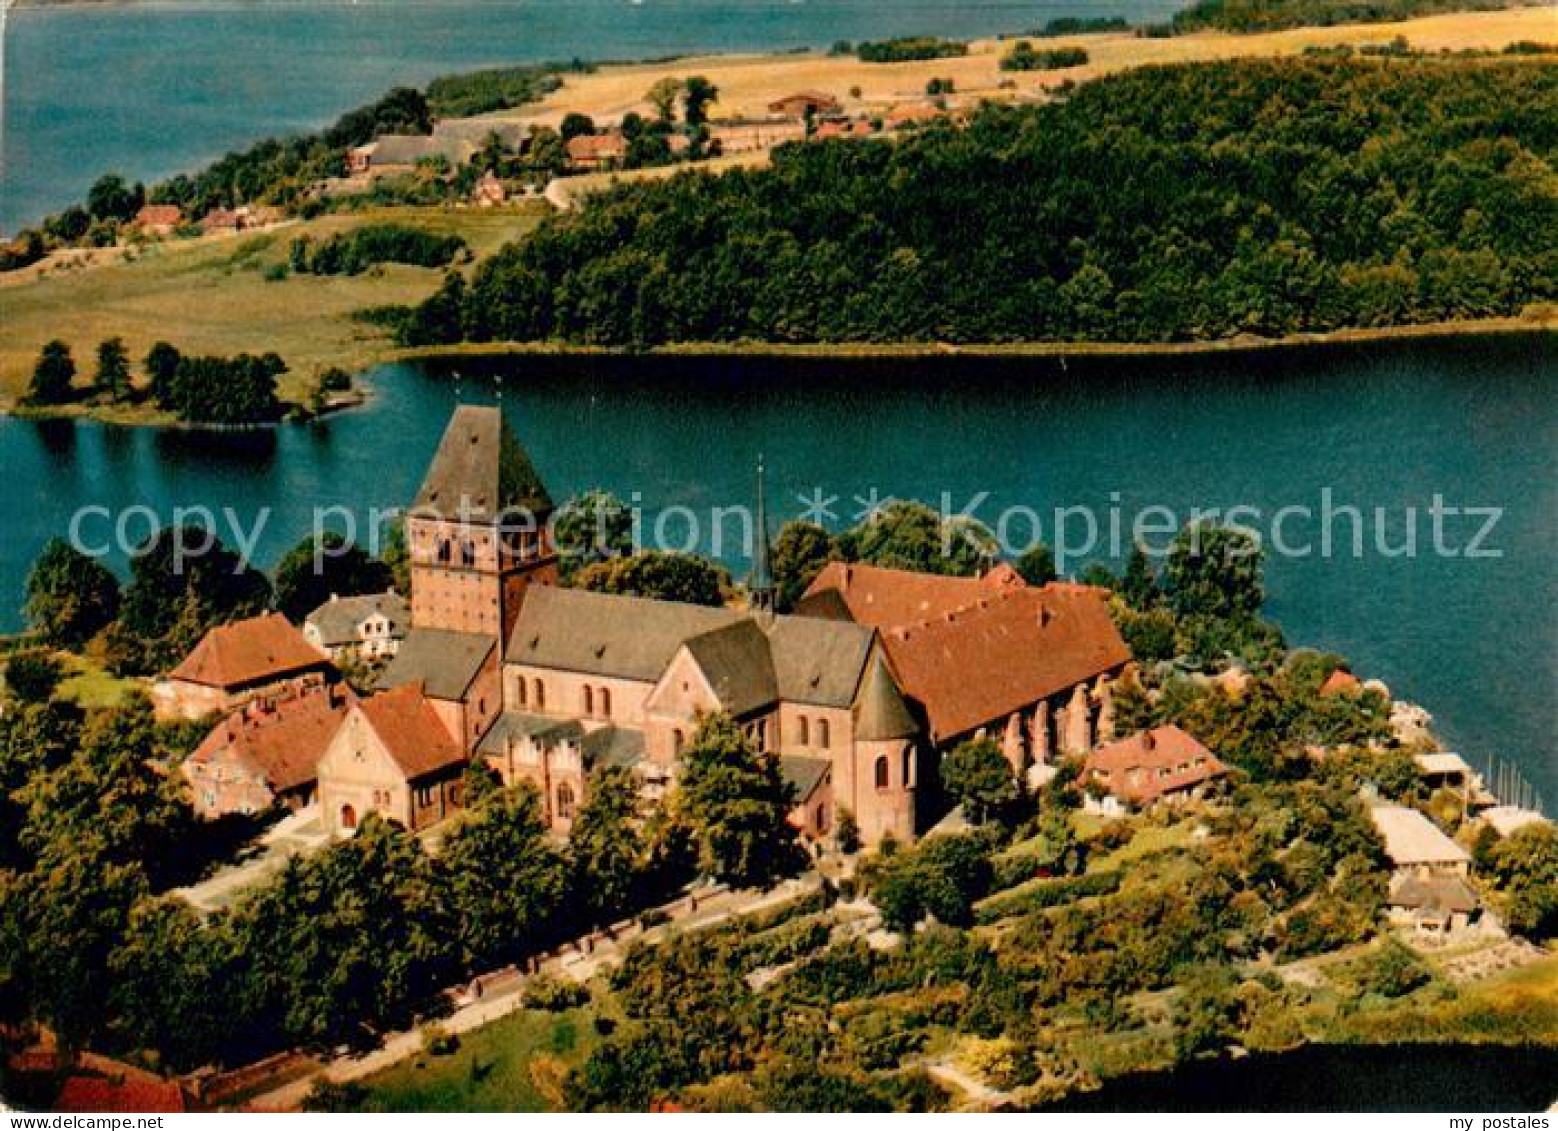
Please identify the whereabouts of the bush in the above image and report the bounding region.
[3,650,65,703]
[973,870,1122,924]
[857,36,967,63]
[420,1022,459,1056]
[294,224,466,276]
[1002,43,1090,71]
[522,975,590,1011]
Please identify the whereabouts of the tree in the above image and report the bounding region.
[144,341,181,407]
[1119,545,1161,610]
[574,551,729,607]
[1165,522,1265,621]
[672,713,803,888]
[87,174,142,223]
[1173,963,1241,1061]
[25,537,121,647]
[770,521,837,611]
[438,785,569,969]
[569,765,645,924]
[869,832,992,932]
[835,808,861,855]
[28,340,76,405]
[1485,823,1558,939]
[1014,544,1056,586]
[941,737,1018,824]
[109,524,272,674]
[646,78,683,123]
[555,490,634,580]
[94,337,132,400]
[560,112,597,142]
[683,76,719,127]
[3,651,65,705]
[839,501,992,577]
[272,531,394,622]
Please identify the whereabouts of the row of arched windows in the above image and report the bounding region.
[516,677,546,711]
[582,685,613,719]
[796,715,833,749]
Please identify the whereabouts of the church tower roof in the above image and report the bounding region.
[412,405,552,523]
[854,653,918,741]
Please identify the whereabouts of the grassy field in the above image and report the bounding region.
[54,652,147,709]
[352,1005,600,1112]
[506,7,1554,127]
[0,205,546,413]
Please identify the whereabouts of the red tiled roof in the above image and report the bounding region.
[1320,669,1361,696]
[803,563,1128,742]
[1085,725,1227,805]
[56,1076,187,1114]
[566,132,627,162]
[802,561,1023,629]
[168,613,330,690]
[358,683,465,781]
[135,204,182,227]
[186,684,355,793]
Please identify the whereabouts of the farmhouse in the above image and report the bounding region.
[768,91,842,119]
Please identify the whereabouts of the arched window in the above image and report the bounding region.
[340,804,357,830]
[902,748,913,786]
[515,676,527,706]
[584,686,594,715]
[798,716,810,746]
[557,783,575,820]
[534,679,546,710]
[817,719,831,749]
[674,729,685,755]
[600,688,612,719]
[875,756,889,790]
[436,538,451,563]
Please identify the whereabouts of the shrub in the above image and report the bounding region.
[420,1022,459,1055]
[973,870,1122,924]
[522,974,590,1011]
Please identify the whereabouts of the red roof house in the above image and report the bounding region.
[1084,725,1228,808]
[181,683,356,818]
[153,612,334,721]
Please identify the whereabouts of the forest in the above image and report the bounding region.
[390,57,1558,350]
[1171,0,1532,33]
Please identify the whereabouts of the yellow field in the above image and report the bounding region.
[0,206,545,412]
[501,6,1555,127]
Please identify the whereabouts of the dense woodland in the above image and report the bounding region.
[392,57,1557,349]
[1172,0,1532,33]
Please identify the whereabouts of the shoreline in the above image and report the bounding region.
[5,314,1552,428]
[391,314,1558,364]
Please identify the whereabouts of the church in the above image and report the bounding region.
[316,404,1131,847]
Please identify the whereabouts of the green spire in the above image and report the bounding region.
[749,454,776,610]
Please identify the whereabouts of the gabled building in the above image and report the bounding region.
[1369,803,1472,879]
[317,682,468,833]
[768,91,842,120]
[181,683,355,819]
[800,563,1131,775]
[303,590,409,660]
[494,584,920,845]
[378,625,502,754]
[1082,724,1227,815]
[152,612,334,721]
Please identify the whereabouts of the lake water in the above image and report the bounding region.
[0,0,1184,233]
[1042,1043,1558,1112]
[0,336,1552,804]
